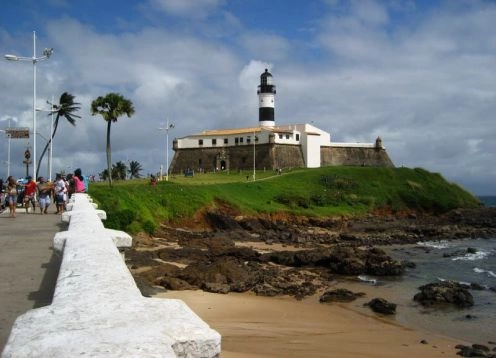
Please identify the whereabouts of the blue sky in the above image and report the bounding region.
[1,0,495,195]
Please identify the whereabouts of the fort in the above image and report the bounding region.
[170,69,394,175]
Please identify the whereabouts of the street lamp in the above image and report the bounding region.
[158,120,175,181]
[4,31,53,179]
[253,131,256,181]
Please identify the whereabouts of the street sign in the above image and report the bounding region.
[5,128,30,139]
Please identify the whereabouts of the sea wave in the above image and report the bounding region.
[451,250,490,261]
[474,267,496,278]
[357,275,378,285]
[416,240,451,249]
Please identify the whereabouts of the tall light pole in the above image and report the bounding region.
[253,131,256,181]
[4,31,53,179]
[159,120,175,181]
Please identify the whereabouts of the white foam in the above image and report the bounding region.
[358,275,378,285]
[452,250,489,261]
[416,240,451,249]
[473,267,496,278]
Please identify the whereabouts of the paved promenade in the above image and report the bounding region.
[0,209,67,351]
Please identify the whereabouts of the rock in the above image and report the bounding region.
[402,260,416,269]
[420,339,428,344]
[413,281,474,308]
[319,288,365,303]
[253,283,280,297]
[203,282,230,294]
[179,256,260,293]
[159,277,195,290]
[456,344,490,357]
[470,283,486,291]
[364,298,397,315]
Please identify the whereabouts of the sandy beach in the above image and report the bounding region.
[158,290,462,357]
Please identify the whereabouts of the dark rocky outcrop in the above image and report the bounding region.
[264,246,404,276]
[455,343,492,357]
[364,298,397,315]
[413,281,474,308]
[319,289,365,303]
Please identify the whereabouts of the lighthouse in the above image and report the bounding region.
[257,68,276,127]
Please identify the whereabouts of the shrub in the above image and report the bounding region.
[142,220,156,235]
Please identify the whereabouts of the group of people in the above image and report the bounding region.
[1,168,87,218]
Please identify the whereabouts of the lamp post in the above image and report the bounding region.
[253,131,256,181]
[158,120,175,181]
[4,31,53,179]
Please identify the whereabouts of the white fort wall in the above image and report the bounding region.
[2,194,221,358]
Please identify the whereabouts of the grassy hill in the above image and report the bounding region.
[88,166,481,234]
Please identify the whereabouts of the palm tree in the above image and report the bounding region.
[112,161,127,180]
[36,92,81,179]
[91,93,135,186]
[128,160,143,179]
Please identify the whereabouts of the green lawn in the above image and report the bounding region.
[89,166,481,235]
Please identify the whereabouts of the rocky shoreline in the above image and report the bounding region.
[128,207,496,295]
[126,206,496,356]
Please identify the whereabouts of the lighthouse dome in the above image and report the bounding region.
[260,68,273,86]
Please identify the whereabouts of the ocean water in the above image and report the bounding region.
[479,196,496,208]
[348,238,496,344]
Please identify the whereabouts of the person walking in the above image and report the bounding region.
[37,177,53,214]
[54,173,67,214]
[6,176,17,218]
[23,176,37,214]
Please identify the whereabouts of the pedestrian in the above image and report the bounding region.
[6,176,17,218]
[73,168,86,193]
[54,173,67,214]
[0,179,4,212]
[37,177,53,214]
[23,176,37,214]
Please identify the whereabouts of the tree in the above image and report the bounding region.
[91,93,135,186]
[99,169,109,181]
[36,92,81,179]
[112,161,127,180]
[128,160,143,179]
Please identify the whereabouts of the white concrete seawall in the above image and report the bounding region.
[2,194,221,357]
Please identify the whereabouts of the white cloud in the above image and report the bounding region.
[149,0,225,19]
[0,1,495,194]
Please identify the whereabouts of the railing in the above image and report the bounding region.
[2,193,221,357]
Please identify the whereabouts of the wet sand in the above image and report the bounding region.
[157,290,462,357]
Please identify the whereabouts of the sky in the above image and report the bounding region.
[0,0,495,195]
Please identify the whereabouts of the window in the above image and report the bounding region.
[247,136,251,144]
[296,134,300,141]
[278,134,283,139]
[224,138,228,144]
[212,139,217,146]
[235,137,239,144]
[255,136,259,142]
[240,137,244,143]
[286,134,290,139]
[199,139,203,146]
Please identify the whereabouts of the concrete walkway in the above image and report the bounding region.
[0,208,67,351]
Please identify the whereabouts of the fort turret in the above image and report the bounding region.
[257,69,276,127]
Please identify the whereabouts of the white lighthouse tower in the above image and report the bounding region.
[257,68,276,127]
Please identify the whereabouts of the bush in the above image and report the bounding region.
[142,220,156,235]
